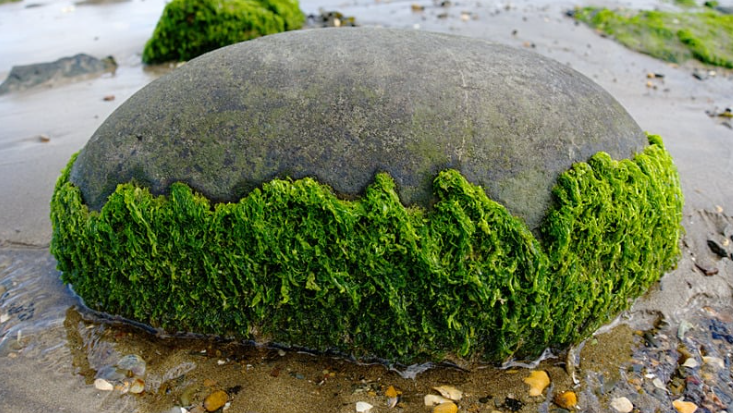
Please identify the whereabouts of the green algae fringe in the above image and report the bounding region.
[142,0,305,64]
[50,134,683,363]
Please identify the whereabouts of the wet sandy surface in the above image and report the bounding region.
[1,0,733,412]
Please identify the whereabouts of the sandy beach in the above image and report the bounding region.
[1,0,733,412]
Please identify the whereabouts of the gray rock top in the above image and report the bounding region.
[70,27,646,231]
[0,54,116,95]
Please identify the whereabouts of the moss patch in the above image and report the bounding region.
[575,6,733,68]
[50,135,683,363]
[142,0,304,64]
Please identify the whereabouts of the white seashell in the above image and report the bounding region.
[355,401,373,413]
[432,385,463,401]
[703,356,724,369]
[425,394,452,406]
[652,378,668,392]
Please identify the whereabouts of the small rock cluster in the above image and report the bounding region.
[93,354,146,394]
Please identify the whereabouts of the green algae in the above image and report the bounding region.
[142,0,304,64]
[50,135,683,363]
[575,6,733,68]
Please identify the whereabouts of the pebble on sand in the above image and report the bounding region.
[117,354,146,377]
[523,370,550,396]
[610,396,634,413]
[553,391,577,409]
[673,399,698,413]
[432,385,463,401]
[355,401,373,413]
[432,401,458,413]
[203,390,228,412]
[129,378,145,394]
[702,356,724,369]
[94,378,114,391]
[425,394,452,406]
[385,385,401,408]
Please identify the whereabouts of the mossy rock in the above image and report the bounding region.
[574,7,733,68]
[52,28,684,364]
[141,0,304,64]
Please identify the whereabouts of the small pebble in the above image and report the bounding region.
[554,391,577,409]
[203,390,228,412]
[678,320,694,339]
[94,378,115,391]
[95,365,127,382]
[103,95,115,101]
[117,354,146,377]
[425,394,452,406]
[707,239,728,258]
[652,377,666,391]
[115,381,131,393]
[38,134,50,143]
[433,402,458,413]
[432,385,462,401]
[355,401,373,413]
[385,385,399,398]
[694,262,719,276]
[673,399,698,413]
[385,385,401,408]
[129,378,145,394]
[610,397,633,413]
[682,358,699,368]
[523,370,550,396]
[703,356,724,369]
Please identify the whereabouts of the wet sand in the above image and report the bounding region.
[1,0,733,412]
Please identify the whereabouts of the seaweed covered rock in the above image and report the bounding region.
[142,0,304,64]
[574,7,733,68]
[51,28,684,364]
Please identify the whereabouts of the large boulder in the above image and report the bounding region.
[52,28,683,364]
[75,27,644,232]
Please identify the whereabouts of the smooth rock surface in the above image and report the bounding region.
[0,54,116,95]
[69,27,646,231]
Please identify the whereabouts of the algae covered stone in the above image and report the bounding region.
[575,7,733,68]
[51,28,683,364]
[141,0,304,64]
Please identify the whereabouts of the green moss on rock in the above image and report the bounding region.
[50,134,682,363]
[142,0,304,64]
[575,7,733,68]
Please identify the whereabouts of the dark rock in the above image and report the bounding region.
[0,54,116,95]
[695,261,719,276]
[69,27,646,233]
[502,397,524,412]
[707,239,728,258]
